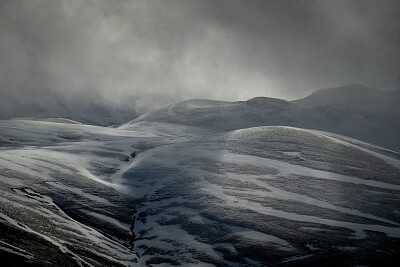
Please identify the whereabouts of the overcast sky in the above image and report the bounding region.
[1,0,399,112]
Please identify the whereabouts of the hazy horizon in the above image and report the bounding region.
[1,0,399,112]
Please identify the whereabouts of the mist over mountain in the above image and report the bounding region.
[1,0,399,111]
[1,83,398,149]
[293,84,400,115]
[0,87,137,126]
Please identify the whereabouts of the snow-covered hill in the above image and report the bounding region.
[1,119,399,266]
[117,125,400,266]
[122,85,400,151]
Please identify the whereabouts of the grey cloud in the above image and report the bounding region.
[0,0,399,113]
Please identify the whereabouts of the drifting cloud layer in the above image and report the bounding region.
[0,0,399,112]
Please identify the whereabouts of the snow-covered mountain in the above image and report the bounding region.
[0,88,137,126]
[122,84,400,151]
[1,84,399,266]
[1,117,399,266]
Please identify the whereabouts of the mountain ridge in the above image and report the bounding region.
[122,84,400,151]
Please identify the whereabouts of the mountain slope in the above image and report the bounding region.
[1,119,399,266]
[116,126,400,265]
[0,119,149,266]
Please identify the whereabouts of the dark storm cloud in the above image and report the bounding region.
[0,0,399,112]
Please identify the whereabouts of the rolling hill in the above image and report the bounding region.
[122,84,400,151]
[0,117,399,266]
